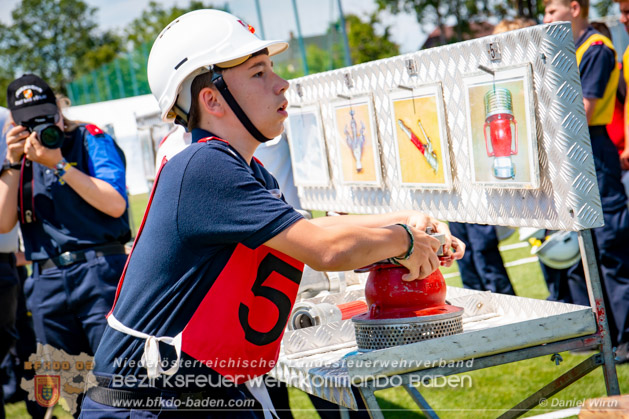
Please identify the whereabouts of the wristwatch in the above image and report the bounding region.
[54,158,71,184]
[1,160,21,175]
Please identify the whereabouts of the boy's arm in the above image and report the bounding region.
[310,210,461,263]
[265,217,464,281]
[583,98,598,124]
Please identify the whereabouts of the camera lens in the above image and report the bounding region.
[35,124,64,149]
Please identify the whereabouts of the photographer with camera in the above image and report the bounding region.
[0,105,20,419]
[0,74,130,367]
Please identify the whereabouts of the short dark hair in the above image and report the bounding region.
[543,0,589,18]
[187,70,219,131]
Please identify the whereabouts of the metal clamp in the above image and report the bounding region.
[344,72,354,89]
[487,42,502,61]
[405,58,418,76]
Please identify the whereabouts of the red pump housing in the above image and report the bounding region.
[354,263,460,321]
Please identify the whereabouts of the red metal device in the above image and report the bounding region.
[351,231,464,350]
[353,262,461,321]
[351,260,464,351]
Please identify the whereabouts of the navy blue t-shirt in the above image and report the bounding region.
[94,129,302,383]
[576,26,615,101]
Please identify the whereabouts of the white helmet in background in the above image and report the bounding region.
[147,9,288,133]
[518,227,545,242]
[531,231,581,270]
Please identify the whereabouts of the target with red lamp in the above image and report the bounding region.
[483,87,518,179]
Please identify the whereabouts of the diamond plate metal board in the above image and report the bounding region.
[286,22,603,230]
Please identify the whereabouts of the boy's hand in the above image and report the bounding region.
[433,220,465,267]
[405,212,433,231]
[405,213,466,268]
[396,225,441,281]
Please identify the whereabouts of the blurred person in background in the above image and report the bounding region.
[493,17,537,33]
[0,105,46,419]
[614,0,629,197]
[154,124,191,169]
[0,106,20,419]
[591,19,629,197]
[0,74,131,416]
[544,0,629,362]
[447,222,515,295]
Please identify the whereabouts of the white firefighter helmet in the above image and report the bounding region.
[531,231,581,270]
[147,9,288,124]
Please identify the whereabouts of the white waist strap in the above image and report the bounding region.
[245,378,278,419]
[107,314,182,379]
[107,314,277,418]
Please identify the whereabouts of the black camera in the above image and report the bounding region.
[21,114,65,149]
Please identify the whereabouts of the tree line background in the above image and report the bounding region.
[0,0,617,107]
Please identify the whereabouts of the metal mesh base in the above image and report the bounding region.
[353,309,463,351]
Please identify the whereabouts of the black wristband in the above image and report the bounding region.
[388,257,401,266]
[1,161,21,174]
[392,223,414,262]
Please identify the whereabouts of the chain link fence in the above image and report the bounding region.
[67,43,152,105]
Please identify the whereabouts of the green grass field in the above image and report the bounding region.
[6,195,628,418]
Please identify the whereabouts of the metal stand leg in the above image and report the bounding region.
[497,354,602,419]
[403,384,440,419]
[357,385,385,419]
[578,229,620,395]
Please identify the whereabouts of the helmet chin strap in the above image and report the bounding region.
[212,74,273,143]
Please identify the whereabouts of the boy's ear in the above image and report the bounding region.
[199,87,223,117]
[570,0,581,18]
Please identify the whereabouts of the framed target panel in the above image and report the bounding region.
[463,64,540,189]
[331,96,382,187]
[389,83,452,190]
[284,104,331,187]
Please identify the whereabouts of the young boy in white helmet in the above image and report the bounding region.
[81,9,464,418]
